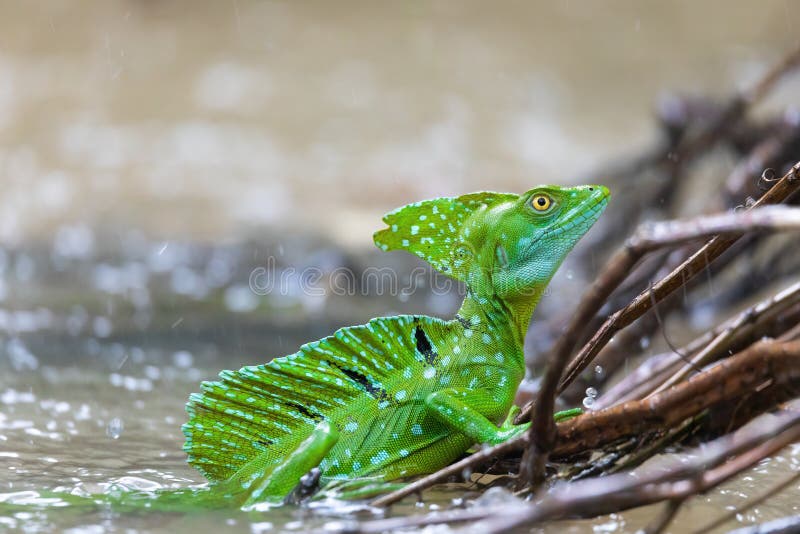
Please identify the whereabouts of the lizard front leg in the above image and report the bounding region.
[425,389,529,446]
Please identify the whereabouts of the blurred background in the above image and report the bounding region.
[1,1,800,532]
[1,0,798,360]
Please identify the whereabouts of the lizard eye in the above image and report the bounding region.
[530,194,552,212]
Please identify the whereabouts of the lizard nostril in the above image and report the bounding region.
[588,187,594,191]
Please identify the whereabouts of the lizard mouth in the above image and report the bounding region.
[549,186,609,238]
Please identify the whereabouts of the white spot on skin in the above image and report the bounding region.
[423,368,436,379]
[495,353,504,363]
[395,390,407,401]
[410,225,420,235]
[399,449,409,457]
[371,450,390,465]
[403,367,412,379]
[439,375,451,385]
[391,224,398,232]
[482,333,492,344]
[402,239,409,247]
[344,421,358,433]
[419,215,427,221]
[464,329,473,338]
[453,346,461,354]
[411,424,423,435]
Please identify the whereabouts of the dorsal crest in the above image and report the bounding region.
[373,192,517,281]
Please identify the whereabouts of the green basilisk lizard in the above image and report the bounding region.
[6,184,608,511]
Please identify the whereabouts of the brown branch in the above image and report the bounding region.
[553,339,800,458]
[356,407,800,532]
[518,165,800,426]
[517,163,800,487]
[369,339,800,508]
[649,280,800,396]
[559,166,800,395]
[596,281,800,409]
[569,120,800,400]
[672,45,800,164]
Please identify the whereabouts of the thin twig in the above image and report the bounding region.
[650,280,800,396]
[596,296,800,410]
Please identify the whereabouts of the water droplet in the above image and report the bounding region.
[461,467,473,480]
[585,387,598,398]
[640,336,651,350]
[92,316,113,338]
[582,397,595,409]
[172,350,194,369]
[106,418,124,439]
[565,270,574,280]
[594,365,604,378]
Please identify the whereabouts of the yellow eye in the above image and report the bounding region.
[530,194,552,212]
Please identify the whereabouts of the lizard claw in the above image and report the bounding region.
[501,405,522,428]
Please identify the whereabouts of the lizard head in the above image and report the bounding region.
[374,185,608,300]
[476,185,609,300]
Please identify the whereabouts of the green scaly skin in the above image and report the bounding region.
[5,185,608,512]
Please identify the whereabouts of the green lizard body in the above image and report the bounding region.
[5,184,608,512]
[179,184,609,507]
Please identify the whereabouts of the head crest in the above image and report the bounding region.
[373,192,517,281]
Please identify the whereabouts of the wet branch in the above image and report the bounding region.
[370,339,800,508]
[517,163,800,486]
[596,281,800,409]
[356,406,800,533]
